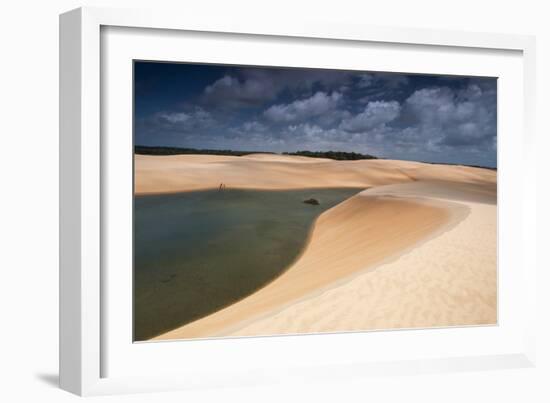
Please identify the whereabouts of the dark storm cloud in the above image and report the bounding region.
[135,62,497,167]
[201,67,354,108]
[201,75,276,107]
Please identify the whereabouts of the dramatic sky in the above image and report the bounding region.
[135,62,497,167]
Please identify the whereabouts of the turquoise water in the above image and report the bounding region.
[134,188,360,341]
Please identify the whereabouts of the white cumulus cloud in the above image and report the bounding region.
[264,92,342,123]
[339,101,401,132]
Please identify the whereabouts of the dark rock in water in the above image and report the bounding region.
[160,274,177,284]
[303,198,320,205]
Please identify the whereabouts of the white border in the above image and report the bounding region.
[103,24,524,378]
[59,7,537,396]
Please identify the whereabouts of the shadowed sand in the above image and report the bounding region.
[135,154,496,340]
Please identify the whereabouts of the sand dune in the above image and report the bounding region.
[136,154,497,340]
[231,186,496,336]
[135,154,495,195]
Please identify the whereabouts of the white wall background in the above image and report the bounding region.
[0,0,547,401]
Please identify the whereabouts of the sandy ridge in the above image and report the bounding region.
[135,154,496,195]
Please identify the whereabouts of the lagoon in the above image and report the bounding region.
[134,187,359,341]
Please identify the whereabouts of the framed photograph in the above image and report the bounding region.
[60,6,537,396]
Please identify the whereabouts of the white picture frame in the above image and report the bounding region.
[59,6,537,396]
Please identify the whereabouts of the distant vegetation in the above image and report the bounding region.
[283,150,377,160]
[134,145,275,157]
[135,146,378,160]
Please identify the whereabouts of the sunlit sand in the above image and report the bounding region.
[135,154,496,340]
